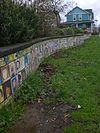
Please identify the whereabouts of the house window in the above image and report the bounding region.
[78,14,82,21]
[73,15,76,21]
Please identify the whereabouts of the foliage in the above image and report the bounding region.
[74,28,84,34]
[0,0,40,46]
[49,27,77,36]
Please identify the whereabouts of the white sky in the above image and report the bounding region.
[62,0,100,26]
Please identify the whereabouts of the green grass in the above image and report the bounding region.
[0,36,100,133]
[42,36,100,133]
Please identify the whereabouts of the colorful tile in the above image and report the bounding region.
[9,62,16,77]
[0,85,4,103]
[20,56,25,70]
[1,65,10,83]
[24,54,29,67]
[15,57,25,73]
[14,51,22,60]
[0,58,6,67]
[15,59,20,72]
[2,80,12,100]
[25,66,30,76]
[21,69,27,81]
[3,56,10,64]
[17,72,22,86]
[14,53,18,60]
[0,70,2,85]
[8,54,14,62]
[19,50,24,57]
[11,76,18,93]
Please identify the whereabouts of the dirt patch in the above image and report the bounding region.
[52,52,61,59]
[39,63,56,89]
[7,64,78,133]
[52,51,70,59]
[39,64,56,78]
[7,101,77,133]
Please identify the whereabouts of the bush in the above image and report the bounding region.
[63,27,75,35]
[74,28,84,34]
[49,27,75,36]
[0,0,40,46]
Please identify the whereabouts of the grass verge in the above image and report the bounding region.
[41,36,100,133]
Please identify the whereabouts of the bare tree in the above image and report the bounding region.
[33,0,76,26]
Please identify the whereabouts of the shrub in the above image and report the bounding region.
[49,27,75,36]
[0,0,40,46]
[63,27,75,35]
[74,28,84,34]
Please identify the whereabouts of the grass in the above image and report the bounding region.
[41,36,100,133]
[0,36,100,133]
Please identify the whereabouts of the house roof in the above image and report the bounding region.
[85,9,92,14]
[65,6,93,16]
[84,9,94,19]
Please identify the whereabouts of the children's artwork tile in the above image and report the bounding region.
[16,51,21,58]
[14,51,22,60]
[15,57,25,73]
[11,76,18,93]
[1,65,10,83]
[0,70,2,85]
[19,50,24,57]
[31,49,36,59]
[3,56,10,64]
[21,69,27,81]
[14,53,18,60]
[2,80,12,100]
[24,54,29,67]
[17,72,22,86]
[20,56,25,70]
[9,62,16,77]
[8,54,14,62]
[28,53,33,66]
[0,58,6,67]
[15,59,20,72]
[0,85,4,103]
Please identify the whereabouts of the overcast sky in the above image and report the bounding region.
[62,0,100,25]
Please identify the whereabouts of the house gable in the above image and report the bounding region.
[65,6,93,22]
[66,6,89,16]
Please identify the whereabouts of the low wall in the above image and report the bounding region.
[0,34,90,104]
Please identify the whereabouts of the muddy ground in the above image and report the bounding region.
[7,64,78,133]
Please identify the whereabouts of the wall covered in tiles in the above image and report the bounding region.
[0,35,90,104]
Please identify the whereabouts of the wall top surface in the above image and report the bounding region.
[0,34,83,58]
